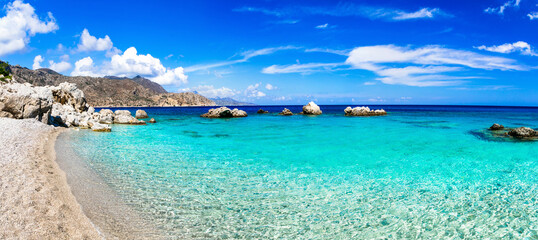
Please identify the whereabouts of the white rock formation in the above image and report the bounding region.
[0,83,53,124]
[201,107,247,118]
[302,101,322,115]
[135,109,148,119]
[344,106,386,116]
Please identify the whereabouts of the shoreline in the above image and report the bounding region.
[55,130,162,239]
[0,118,101,239]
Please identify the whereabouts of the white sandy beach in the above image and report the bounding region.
[0,118,101,239]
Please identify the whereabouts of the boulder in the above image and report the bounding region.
[135,109,149,119]
[0,83,53,124]
[345,106,387,116]
[279,108,293,116]
[49,82,88,113]
[508,127,536,138]
[257,109,268,114]
[91,122,111,132]
[202,107,235,118]
[231,108,248,117]
[149,118,156,123]
[489,123,504,130]
[113,110,146,124]
[97,109,114,124]
[302,101,322,115]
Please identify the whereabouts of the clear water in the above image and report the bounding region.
[61,105,538,239]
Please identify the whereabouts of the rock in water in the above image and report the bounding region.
[91,122,111,132]
[344,106,386,116]
[113,110,146,124]
[201,107,247,118]
[302,101,322,115]
[149,118,156,123]
[279,108,293,116]
[508,127,537,138]
[489,123,504,130]
[257,109,268,114]
[135,109,149,119]
[231,108,248,117]
[98,109,114,124]
[0,83,53,124]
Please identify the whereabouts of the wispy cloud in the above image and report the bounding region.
[234,3,451,21]
[184,46,300,73]
[528,12,538,20]
[315,23,329,29]
[262,45,525,87]
[484,0,521,15]
[475,41,537,56]
[305,48,351,56]
[262,62,344,74]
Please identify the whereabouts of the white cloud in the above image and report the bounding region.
[262,62,343,74]
[180,85,239,98]
[33,55,71,72]
[363,81,377,85]
[71,57,100,77]
[528,12,538,20]
[305,48,350,56]
[263,44,524,87]
[60,54,69,61]
[184,46,299,72]
[0,0,58,56]
[475,41,536,56]
[32,55,43,69]
[77,28,121,57]
[344,45,523,86]
[315,23,329,29]
[485,0,520,15]
[245,83,266,98]
[48,60,71,72]
[274,96,290,101]
[71,47,188,85]
[235,4,450,21]
[265,83,276,90]
[392,8,441,20]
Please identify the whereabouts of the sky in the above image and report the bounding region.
[1,0,538,106]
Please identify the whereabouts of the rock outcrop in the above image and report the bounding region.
[489,123,504,130]
[508,127,537,138]
[344,106,386,116]
[149,118,156,123]
[279,108,293,116]
[301,102,322,115]
[201,107,247,118]
[135,109,148,119]
[0,83,52,124]
[257,109,268,114]
[113,110,146,124]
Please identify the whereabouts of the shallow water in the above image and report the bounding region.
[61,105,538,239]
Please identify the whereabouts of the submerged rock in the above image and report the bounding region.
[489,123,504,130]
[135,109,148,119]
[279,108,293,116]
[257,109,268,114]
[508,127,536,138]
[344,106,386,116]
[149,118,156,123]
[301,101,322,115]
[201,107,247,118]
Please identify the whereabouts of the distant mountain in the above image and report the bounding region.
[210,97,255,106]
[8,64,216,107]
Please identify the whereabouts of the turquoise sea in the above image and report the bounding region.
[59,105,538,239]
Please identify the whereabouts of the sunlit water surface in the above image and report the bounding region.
[61,105,538,239]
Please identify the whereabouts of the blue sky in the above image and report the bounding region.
[2,0,538,105]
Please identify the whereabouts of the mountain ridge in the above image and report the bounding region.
[7,64,216,107]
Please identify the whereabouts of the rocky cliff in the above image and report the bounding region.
[8,64,216,107]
